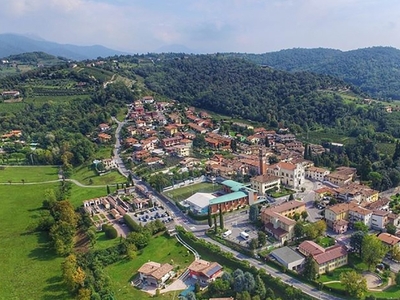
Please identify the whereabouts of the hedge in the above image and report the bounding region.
[123,214,142,232]
[176,226,313,300]
[102,224,118,239]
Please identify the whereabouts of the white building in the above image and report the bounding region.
[267,162,305,189]
[270,246,305,271]
[371,210,389,230]
[348,206,373,227]
[306,166,330,181]
[180,192,216,215]
[250,174,281,195]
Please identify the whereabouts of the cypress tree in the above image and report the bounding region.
[208,207,212,227]
[214,215,218,234]
[106,185,110,194]
[219,205,224,230]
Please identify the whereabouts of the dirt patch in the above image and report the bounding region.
[363,272,382,289]
[74,229,90,253]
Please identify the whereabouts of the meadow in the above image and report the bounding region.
[106,234,194,299]
[0,183,72,300]
[0,165,59,183]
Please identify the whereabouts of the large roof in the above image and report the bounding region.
[313,245,347,265]
[271,246,305,264]
[183,193,216,209]
[188,259,223,278]
[209,191,247,205]
[221,179,246,191]
[138,262,173,279]
[378,233,400,246]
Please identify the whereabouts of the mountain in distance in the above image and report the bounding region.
[0,33,129,61]
[225,47,400,100]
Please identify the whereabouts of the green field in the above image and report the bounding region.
[0,183,72,300]
[164,182,221,202]
[71,165,126,186]
[0,165,59,183]
[68,184,107,208]
[106,234,193,299]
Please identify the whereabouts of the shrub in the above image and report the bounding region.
[123,214,142,232]
[102,224,118,239]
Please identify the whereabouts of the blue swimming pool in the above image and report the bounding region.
[179,284,195,297]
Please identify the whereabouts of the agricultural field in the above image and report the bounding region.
[163,182,221,202]
[0,183,72,300]
[0,165,59,183]
[106,234,194,299]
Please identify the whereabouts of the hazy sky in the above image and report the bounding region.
[1,0,399,53]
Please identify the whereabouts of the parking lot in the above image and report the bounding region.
[222,218,260,247]
[130,205,174,226]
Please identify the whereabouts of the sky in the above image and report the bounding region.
[0,0,399,53]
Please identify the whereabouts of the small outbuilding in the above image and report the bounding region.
[270,246,305,271]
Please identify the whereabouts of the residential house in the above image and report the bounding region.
[371,210,390,230]
[188,259,223,285]
[98,133,112,143]
[325,167,357,187]
[306,166,330,181]
[314,187,335,201]
[142,96,155,104]
[377,233,400,250]
[298,240,348,274]
[250,174,281,195]
[138,262,173,287]
[164,124,179,136]
[98,123,110,132]
[172,144,191,157]
[325,202,373,231]
[275,134,296,143]
[261,200,306,244]
[188,123,207,134]
[162,136,183,148]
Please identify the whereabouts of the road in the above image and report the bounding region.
[108,114,344,299]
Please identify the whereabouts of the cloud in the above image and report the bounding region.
[0,0,399,53]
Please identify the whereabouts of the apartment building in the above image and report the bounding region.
[261,200,306,244]
[250,174,281,195]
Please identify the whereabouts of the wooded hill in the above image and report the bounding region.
[224,47,400,100]
[133,55,394,137]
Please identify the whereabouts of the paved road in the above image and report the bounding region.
[109,115,343,299]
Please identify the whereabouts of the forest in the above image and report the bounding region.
[133,55,397,137]
[224,47,400,100]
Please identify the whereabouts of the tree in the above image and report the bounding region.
[354,221,368,232]
[362,234,388,269]
[396,272,400,287]
[219,205,224,230]
[257,231,266,246]
[268,155,278,164]
[386,223,397,235]
[106,185,110,194]
[288,193,294,201]
[209,278,230,295]
[350,231,366,256]
[77,288,91,300]
[249,205,259,223]
[314,220,327,237]
[102,224,118,239]
[254,275,266,299]
[358,157,372,181]
[214,214,218,234]
[294,222,305,239]
[242,272,255,293]
[207,207,212,227]
[393,140,400,161]
[302,256,318,281]
[392,244,400,262]
[301,211,308,221]
[265,137,270,147]
[249,238,258,250]
[340,270,367,299]
[292,212,300,221]
[233,269,245,293]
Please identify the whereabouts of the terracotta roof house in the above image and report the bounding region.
[298,240,348,274]
[261,200,306,244]
[377,233,400,249]
[98,133,112,143]
[188,259,223,285]
[138,262,173,287]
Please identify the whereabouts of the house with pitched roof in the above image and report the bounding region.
[298,240,348,274]
[187,259,223,285]
[260,200,306,244]
[377,233,400,250]
[138,261,173,287]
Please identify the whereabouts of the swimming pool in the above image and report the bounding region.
[179,284,195,297]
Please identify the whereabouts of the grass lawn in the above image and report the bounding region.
[164,182,221,202]
[368,285,400,298]
[0,165,59,183]
[106,234,193,299]
[94,146,114,160]
[0,183,72,300]
[71,165,126,186]
[316,236,335,248]
[68,185,107,208]
[319,266,354,282]
[269,188,293,198]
